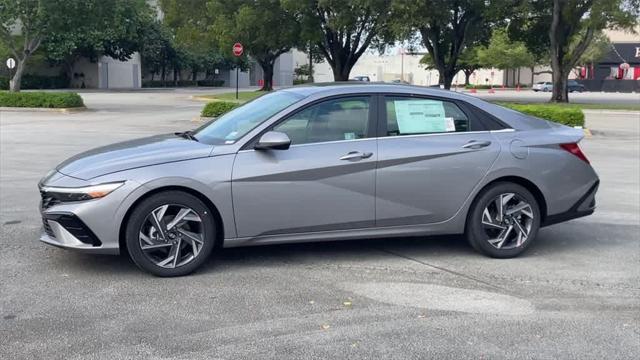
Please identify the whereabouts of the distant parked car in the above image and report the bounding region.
[352,76,370,82]
[532,82,553,92]
[532,80,586,93]
[568,80,586,93]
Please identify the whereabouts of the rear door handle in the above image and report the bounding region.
[340,151,373,161]
[462,140,492,149]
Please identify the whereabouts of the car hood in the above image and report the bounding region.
[56,134,214,180]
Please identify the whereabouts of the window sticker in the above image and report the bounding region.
[344,132,356,140]
[394,99,448,133]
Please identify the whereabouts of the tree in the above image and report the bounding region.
[0,0,52,91]
[0,0,151,91]
[421,47,482,86]
[209,0,301,91]
[476,28,535,86]
[574,31,610,78]
[42,0,152,85]
[285,0,395,81]
[512,0,639,102]
[392,0,505,89]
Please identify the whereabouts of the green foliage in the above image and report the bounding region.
[501,103,585,127]
[142,79,225,87]
[577,31,611,65]
[0,75,69,90]
[392,0,508,88]
[209,0,302,90]
[509,0,640,102]
[477,29,535,70]
[201,101,238,117]
[0,91,84,108]
[284,0,395,81]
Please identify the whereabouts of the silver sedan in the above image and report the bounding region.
[38,84,599,276]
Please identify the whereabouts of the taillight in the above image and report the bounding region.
[560,143,590,164]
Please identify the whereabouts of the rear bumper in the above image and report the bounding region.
[542,180,599,227]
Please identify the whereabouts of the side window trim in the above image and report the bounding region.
[242,94,377,150]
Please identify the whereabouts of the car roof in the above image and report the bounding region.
[278,82,552,131]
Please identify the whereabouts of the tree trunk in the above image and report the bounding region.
[308,48,314,83]
[9,59,26,92]
[438,69,454,89]
[259,61,275,91]
[530,66,535,86]
[332,64,353,82]
[551,68,569,102]
[463,70,472,86]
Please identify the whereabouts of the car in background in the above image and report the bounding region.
[568,80,587,93]
[38,84,599,276]
[532,80,587,93]
[532,82,553,92]
[352,76,371,82]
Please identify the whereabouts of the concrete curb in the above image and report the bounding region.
[190,96,213,102]
[0,106,88,113]
[192,116,214,123]
[582,109,640,115]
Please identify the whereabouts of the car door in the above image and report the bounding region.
[232,95,377,238]
[375,95,501,227]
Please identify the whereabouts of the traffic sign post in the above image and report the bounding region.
[6,58,16,90]
[232,43,243,100]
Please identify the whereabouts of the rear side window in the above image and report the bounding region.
[384,97,470,136]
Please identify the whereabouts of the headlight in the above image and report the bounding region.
[40,182,125,202]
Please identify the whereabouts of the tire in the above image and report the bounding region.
[125,190,216,276]
[466,182,541,258]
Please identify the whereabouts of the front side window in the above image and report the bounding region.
[273,97,370,145]
[385,97,470,136]
[194,91,305,145]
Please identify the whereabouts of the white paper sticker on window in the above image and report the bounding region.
[394,99,447,133]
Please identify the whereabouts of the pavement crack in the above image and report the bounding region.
[370,246,507,292]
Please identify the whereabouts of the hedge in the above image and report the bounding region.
[201,101,238,117]
[0,91,84,108]
[465,84,528,89]
[501,103,585,127]
[0,74,70,90]
[142,79,225,88]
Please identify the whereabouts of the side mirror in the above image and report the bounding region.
[254,131,291,150]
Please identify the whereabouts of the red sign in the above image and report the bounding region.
[232,43,243,57]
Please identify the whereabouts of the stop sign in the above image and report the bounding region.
[232,43,243,57]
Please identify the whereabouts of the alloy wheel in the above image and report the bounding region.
[138,204,204,268]
[481,193,534,250]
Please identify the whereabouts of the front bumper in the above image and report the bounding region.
[40,213,119,254]
[38,173,142,255]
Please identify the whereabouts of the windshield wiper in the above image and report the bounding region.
[175,130,199,142]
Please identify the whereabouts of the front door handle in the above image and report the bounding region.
[462,140,492,149]
[340,151,373,161]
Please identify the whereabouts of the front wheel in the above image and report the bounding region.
[466,182,541,258]
[125,191,216,276]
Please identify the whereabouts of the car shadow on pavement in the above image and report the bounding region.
[59,220,636,276]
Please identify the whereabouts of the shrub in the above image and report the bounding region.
[197,79,225,87]
[501,103,585,127]
[142,79,225,88]
[0,91,84,108]
[0,75,69,90]
[201,101,238,117]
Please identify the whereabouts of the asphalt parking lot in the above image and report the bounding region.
[1,89,639,359]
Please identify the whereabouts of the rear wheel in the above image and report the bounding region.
[125,191,216,276]
[466,182,540,258]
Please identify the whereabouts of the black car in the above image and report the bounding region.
[568,80,586,93]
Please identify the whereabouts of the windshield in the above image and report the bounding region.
[194,91,305,145]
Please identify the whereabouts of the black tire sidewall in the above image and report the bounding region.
[467,182,541,258]
[126,191,216,277]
